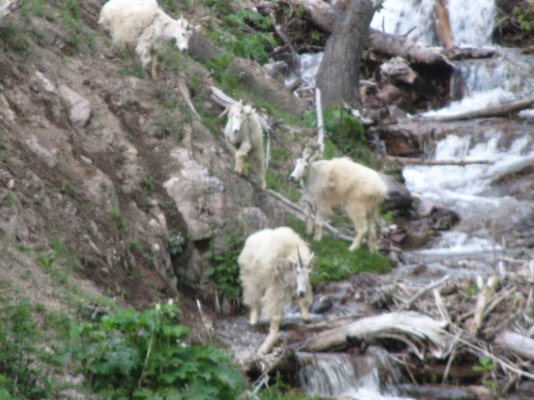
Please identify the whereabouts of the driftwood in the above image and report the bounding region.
[234,260,534,396]
[386,155,493,166]
[301,312,451,359]
[470,275,499,336]
[177,79,200,120]
[496,331,534,362]
[428,96,534,122]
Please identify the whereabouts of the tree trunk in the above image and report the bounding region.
[316,0,376,110]
[433,0,455,49]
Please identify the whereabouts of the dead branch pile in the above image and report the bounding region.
[246,258,534,396]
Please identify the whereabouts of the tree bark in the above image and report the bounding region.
[433,0,455,49]
[316,0,376,109]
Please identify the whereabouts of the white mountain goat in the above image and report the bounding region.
[98,0,194,79]
[239,227,314,355]
[224,101,266,190]
[289,148,388,252]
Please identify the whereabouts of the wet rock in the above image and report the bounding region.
[321,281,355,303]
[311,295,334,314]
[58,85,91,128]
[397,383,478,400]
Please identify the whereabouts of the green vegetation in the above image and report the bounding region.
[206,230,244,305]
[167,229,185,257]
[286,216,391,285]
[257,375,319,399]
[304,106,366,158]
[109,208,127,232]
[0,298,54,399]
[68,302,244,399]
[513,4,534,33]
[0,20,31,54]
[206,8,276,64]
[58,0,94,54]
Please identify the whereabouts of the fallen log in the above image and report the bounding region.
[495,331,534,362]
[285,0,454,67]
[386,156,493,166]
[427,96,534,122]
[301,311,451,359]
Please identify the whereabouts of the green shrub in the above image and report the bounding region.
[304,106,365,156]
[206,230,244,304]
[286,216,390,285]
[0,21,30,54]
[69,302,243,399]
[0,299,52,399]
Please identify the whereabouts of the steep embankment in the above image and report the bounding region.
[0,0,297,314]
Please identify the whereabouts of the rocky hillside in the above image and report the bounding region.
[0,0,303,311]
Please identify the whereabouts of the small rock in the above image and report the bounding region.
[58,85,92,128]
[32,71,57,94]
[25,135,58,167]
[7,179,14,189]
[311,295,334,314]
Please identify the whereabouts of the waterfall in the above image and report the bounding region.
[297,348,411,399]
[371,0,496,47]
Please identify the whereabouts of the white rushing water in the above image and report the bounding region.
[371,0,495,47]
[298,350,412,400]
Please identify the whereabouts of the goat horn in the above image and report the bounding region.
[297,246,303,267]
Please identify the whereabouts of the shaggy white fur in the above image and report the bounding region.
[290,153,388,252]
[98,0,193,79]
[239,227,313,355]
[224,101,266,190]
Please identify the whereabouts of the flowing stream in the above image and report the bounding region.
[294,0,534,397]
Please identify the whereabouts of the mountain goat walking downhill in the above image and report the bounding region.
[224,101,267,190]
[98,0,194,79]
[290,148,388,252]
[238,227,314,355]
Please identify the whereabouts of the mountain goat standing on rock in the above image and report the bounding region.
[98,0,194,79]
[239,227,314,355]
[289,149,388,252]
[224,101,266,190]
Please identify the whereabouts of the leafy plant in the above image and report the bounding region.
[69,302,244,398]
[206,230,244,304]
[109,208,127,232]
[0,299,52,399]
[168,230,185,257]
[513,4,534,32]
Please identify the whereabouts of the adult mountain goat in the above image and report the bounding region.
[239,227,314,355]
[224,101,266,190]
[289,149,388,252]
[98,0,194,79]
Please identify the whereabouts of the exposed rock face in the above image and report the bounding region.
[164,148,226,242]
